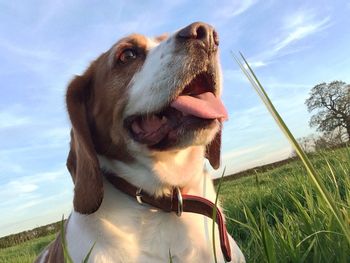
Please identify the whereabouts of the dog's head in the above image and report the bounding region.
[66,22,227,214]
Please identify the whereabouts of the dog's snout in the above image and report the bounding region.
[177,22,219,51]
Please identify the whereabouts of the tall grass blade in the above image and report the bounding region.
[169,249,173,263]
[83,241,96,263]
[299,238,316,263]
[296,230,342,247]
[60,215,96,263]
[260,214,277,263]
[325,158,340,195]
[233,53,350,245]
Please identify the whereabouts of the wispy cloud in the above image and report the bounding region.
[0,142,67,155]
[0,111,30,129]
[13,188,72,212]
[8,181,38,194]
[214,0,258,19]
[13,201,41,212]
[22,168,68,185]
[0,181,39,200]
[0,160,23,174]
[0,105,33,129]
[0,37,59,62]
[273,17,331,52]
[0,167,67,199]
[246,60,267,68]
[247,9,332,66]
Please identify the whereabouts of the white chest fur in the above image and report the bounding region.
[65,148,245,263]
[66,178,244,263]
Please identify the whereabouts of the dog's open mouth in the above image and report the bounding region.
[124,72,228,148]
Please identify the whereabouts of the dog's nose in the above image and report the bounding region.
[177,22,219,51]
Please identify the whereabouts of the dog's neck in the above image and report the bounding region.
[98,145,207,198]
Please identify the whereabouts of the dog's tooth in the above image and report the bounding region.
[161,116,167,123]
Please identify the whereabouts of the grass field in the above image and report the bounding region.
[0,147,349,262]
[0,234,55,263]
[222,147,350,262]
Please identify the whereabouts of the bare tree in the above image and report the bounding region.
[298,134,317,153]
[305,81,350,141]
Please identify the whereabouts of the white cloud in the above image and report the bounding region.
[282,9,312,30]
[10,181,38,193]
[25,168,68,184]
[246,10,332,67]
[13,199,43,212]
[0,111,31,129]
[12,188,72,212]
[0,161,23,173]
[214,0,258,19]
[0,181,39,200]
[247,60,267,68]
[273,17,331,52]
[0,143,65,155]
[0,167,67,198]
[0,37,59,62]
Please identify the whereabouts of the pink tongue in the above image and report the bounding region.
[170,92,228,121]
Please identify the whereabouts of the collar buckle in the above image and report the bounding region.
[136,188,143,204]
[174,187,183,217]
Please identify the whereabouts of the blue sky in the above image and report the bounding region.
[1,0,350,236]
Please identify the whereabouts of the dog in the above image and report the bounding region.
[35,22,245,263]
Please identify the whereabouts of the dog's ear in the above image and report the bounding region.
[66,65,103,214]
[155,33,168,42]
[206,128,222,170]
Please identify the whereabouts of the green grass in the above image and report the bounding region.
[221,147,350,262]
[0,233,55,263]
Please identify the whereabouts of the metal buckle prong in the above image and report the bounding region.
[136,188,143,204]
[175,187,183,217]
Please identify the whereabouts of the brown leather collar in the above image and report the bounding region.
[104,171,232,262]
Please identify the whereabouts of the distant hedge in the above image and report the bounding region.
[0,221,64,249]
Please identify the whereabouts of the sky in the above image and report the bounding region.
[1,0,350,237]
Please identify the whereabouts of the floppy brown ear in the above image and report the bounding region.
[206,128,222,170]
[66,65,103,214]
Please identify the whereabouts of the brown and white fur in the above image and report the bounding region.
[36,22,245,263]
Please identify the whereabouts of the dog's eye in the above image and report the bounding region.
[119,49,137,63]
